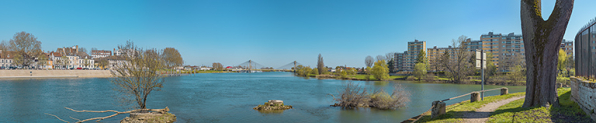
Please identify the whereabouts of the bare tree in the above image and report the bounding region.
[9,31,42,67]
[97,58,109,69]
[83,58,91,68]
[441,36,473,83]
[365,56,374,67]
[111,41,165,109]
[37,54,48,69]
[162,47,184,68]
[521,0,573,107]
[77,47,88,57]
[60,56,69,69]
[47,41,172,123]
[385,52,395,62]
[0,40,8,51]
[317,54,325,75]
[212,62,223,70]
[376,55,385,62]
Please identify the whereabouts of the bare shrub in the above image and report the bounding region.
[370,84,410,110]
[425,73,436,82]
[329,82,370,108]
[330,82,410,110]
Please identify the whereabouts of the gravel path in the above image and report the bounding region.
[462,96,525,123]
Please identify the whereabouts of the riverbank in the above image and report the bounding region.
[0,70,112,78]
[407,88,592,123]
[309,74,527,86]
[0,70,245,79]
[405,92,525,123]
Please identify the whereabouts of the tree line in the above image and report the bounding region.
[0,32,184,70]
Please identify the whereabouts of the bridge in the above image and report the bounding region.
[234,60,303,72]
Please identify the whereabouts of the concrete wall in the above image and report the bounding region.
[0,70,112,78]
[570,77,596,120]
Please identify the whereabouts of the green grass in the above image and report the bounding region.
[434,76,450,81]
[416,92,526,123]
[488,87,592,122]
[347,75,406,81]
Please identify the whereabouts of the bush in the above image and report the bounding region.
[330,82,410,110]
[370,84,410,109]
[330,82,370,108]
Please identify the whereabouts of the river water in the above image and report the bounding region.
[0,72,525,123]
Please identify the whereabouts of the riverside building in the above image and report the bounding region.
[393,51,406,72]
[405,40,426,71]
[427,46,454,72]
[464,32,525,72]
[561,40,573,56]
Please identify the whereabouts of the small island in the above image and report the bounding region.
[253,100,293,111]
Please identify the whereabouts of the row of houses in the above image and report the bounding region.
[394,32,574,72]
[0,45,129,70]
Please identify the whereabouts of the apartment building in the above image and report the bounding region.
[427,46,454,72]
[475,32,525,72]
[91,50,112,59]
[393,51,407,72]
[561,40,573,56]
[404,40,426,71]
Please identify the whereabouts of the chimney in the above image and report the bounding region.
[76,45,79,54]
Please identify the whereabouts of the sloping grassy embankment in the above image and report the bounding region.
[488,87,592,122]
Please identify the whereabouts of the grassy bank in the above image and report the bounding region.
[349,75,407,81]
[488,87,592,122]
[413,88,592,123]
[414,92,526,122]
[302,74,406,81]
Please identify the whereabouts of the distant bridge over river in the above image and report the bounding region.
[234,60,303,72]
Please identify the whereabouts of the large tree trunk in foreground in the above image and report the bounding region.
[520,0,573,108]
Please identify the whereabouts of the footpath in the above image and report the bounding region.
[461,96,525,123]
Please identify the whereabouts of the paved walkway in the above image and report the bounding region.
[462,96,525,123]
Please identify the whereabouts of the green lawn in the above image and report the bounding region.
[416,92,526,123]
[488,87,592,122]
[434,76,450,81]
[348,75,406,81]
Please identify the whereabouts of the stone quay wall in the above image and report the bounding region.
[0,70,112,78]
[570,77,596,121]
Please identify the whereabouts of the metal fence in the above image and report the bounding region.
[575,17,596,79]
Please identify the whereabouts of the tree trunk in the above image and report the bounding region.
[520,0,573,108]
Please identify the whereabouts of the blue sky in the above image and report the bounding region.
[0,0,594,68]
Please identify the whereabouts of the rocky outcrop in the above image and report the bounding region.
[253,100,293,111]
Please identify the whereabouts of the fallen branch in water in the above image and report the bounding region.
[46,107,169,123]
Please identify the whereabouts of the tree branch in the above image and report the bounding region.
[48,107,170,123]
[45,113,69,123]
